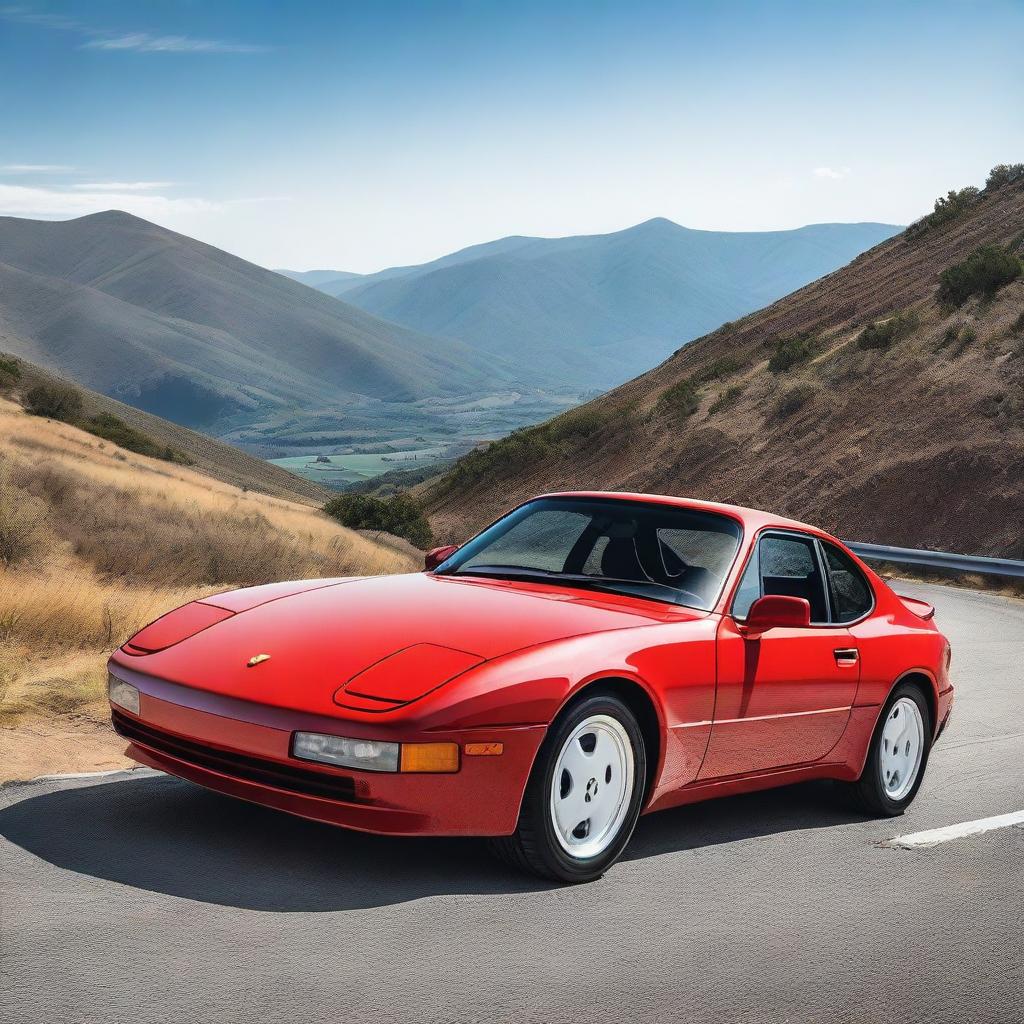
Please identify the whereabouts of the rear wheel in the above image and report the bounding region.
[847,681,932,816]
[490,692,647,882]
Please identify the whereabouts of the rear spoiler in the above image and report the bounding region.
[899,596,935,620]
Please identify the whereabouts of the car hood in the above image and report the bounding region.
[117,572,694,716]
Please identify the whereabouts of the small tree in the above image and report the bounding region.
[986,163,1024,189]
[937,245,1022,306]
[24,383,83,422]
[324,492,433,548]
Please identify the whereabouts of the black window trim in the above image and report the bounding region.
[730,527,837,627]
[815,537,877,627]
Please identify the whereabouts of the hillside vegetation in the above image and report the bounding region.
[0,353,334,504]
[0,392,418,780]
[422,168,1024,559]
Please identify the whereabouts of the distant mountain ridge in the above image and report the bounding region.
[283,218,902,389]
[0,211,510,432]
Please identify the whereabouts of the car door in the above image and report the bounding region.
[698,531,860,778]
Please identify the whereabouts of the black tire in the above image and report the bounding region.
[846,680,932,816]
[489,691,647,883]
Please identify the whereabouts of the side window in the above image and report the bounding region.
[822,542,873,622]
[733,534,828,622]
[758,536,828,622]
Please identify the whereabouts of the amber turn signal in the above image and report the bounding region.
[464,742,504,756]
[399,741,460,773]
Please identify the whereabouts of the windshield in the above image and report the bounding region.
[435,497,742,610]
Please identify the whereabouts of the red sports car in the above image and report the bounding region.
[108,492,953,882]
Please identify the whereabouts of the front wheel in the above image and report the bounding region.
[847,681,932,816]
[490,693,647,883]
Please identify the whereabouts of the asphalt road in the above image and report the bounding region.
[1,581,1022,1024]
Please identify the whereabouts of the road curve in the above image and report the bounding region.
[1,581,1022,1024]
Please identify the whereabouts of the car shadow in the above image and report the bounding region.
[0,773,866,912]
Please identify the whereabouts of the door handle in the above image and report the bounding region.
[834,648,859,666]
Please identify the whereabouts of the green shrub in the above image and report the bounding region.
[323,493,433,548]
[85,413,191,465]
[24,383,83,422]
[657,377,701,417]
[856,309,920,350]
[694,356,742,383]
[906,187,981,238]
[774,381,818,418]
[708,385,743,415]
[768,334,816,373]
[986,163,1024,189]
[0,356,21,387]
[937,245,1022,307]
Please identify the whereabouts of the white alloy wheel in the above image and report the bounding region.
[549,713,635,859]
[879,696,925,801]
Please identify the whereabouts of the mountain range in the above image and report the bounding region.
[0,210,899,459]
[421,175,1024,557]
[0,211,510,434]
[281,219,902,389]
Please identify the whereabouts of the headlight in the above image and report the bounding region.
[108,675,140,715]
[292,732,400,772]
[291,733,461,773]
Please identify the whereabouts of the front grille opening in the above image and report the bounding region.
[112,709,358,803]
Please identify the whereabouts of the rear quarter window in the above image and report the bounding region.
[822,542,873,622]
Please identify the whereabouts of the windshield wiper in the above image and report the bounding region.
[446,564,683,597]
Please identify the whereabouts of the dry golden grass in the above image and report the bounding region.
[0,397,418,756]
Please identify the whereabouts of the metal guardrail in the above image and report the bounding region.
[846,542,1024,580]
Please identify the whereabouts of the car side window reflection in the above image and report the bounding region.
[822,542,873,622]
[732,534,829,623]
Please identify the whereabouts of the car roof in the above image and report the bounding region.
[536,490,834,541]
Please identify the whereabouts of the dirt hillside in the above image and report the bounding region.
[423,174,1024,558]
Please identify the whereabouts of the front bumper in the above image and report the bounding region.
[108,669,545,837]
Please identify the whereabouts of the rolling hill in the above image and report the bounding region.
[0,351,334,504]
[421,172,1024,558]
[287,219,902,390]
[0,211,511,435]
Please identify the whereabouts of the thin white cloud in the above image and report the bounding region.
[72,181,177,191]
[0,183,287,221]
[83,33,268,54]
[0,182,217,219]
[813,166,852,180]
[1,163,75,173]
[0,6,268,54]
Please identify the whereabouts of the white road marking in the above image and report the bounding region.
[885,810,1024,849]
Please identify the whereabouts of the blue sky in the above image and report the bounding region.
[1,0,1021,271]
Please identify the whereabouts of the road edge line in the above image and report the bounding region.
[885,810,1024,849]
